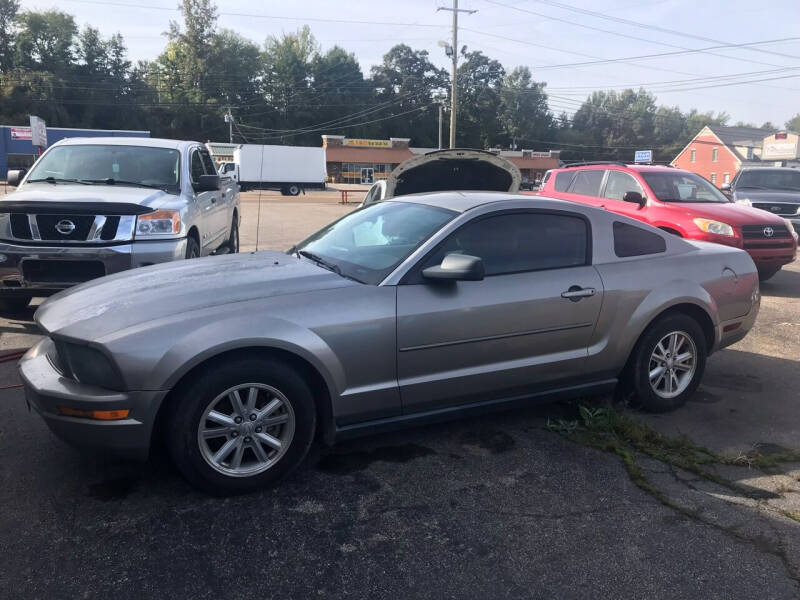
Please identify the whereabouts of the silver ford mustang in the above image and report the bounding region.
[20,193,760,494]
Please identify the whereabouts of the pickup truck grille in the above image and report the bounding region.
[741,224,791,239]
[3,213,132,244]
[751,202,800,216]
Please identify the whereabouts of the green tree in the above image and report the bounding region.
[786,114,800,132]
[457,50,504,148]
[498,66,554,150]
[15,9,77,74]
[0,0,19,70]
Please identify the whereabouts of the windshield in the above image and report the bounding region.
[294,201,456,285]
[641,171,730,203]
[26,144,181,192]
[736,169,800,191]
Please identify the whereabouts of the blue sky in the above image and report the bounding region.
[19,0,800,127]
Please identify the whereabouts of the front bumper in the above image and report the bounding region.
[19,338,167,460]
[0,238,187,296]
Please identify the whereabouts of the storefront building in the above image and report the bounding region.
[0,125,149,178]
[322,135,414,184]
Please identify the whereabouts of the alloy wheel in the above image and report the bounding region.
[648,331,697,399]
[197,383,295,477]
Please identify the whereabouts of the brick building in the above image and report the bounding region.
[671,125,772,186]
[322,135,414,184]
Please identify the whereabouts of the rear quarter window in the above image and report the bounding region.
[554,171,575,192]
[613,221,667,257]
[569,170,605,196]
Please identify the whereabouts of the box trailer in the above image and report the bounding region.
[213,144,327,195]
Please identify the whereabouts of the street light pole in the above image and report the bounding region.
[438,1,476,149]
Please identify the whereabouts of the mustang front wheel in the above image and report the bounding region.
[166,357,316,494]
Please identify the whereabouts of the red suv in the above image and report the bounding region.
[539,163,798,280]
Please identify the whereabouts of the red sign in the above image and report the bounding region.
[10,127,32,140]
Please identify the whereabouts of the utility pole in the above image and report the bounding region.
[438,1,476,148]
[224,107,233,143]
[438,102,443,149]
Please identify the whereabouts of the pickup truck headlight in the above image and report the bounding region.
[136,210,181,237]
[53,340,123,391]
[693,218,734,237]
[735,198,751,207]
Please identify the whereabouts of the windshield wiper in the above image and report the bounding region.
[736,185,769,189]
[26,177,94,185]
[296,249,365,283]
[82,178,163,189]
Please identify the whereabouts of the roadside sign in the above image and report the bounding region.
[29,115,47,149]
[634,150,652,164]
[10,127,32,140]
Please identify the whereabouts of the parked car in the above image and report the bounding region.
[215,143,326,195]
[723,167,800,232]
[361,148,521,206]
[0,137,240,312]
[538,162,797,281]
[21,192,759,494]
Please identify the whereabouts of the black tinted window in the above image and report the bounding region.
[569,170,605,196]
[425,213,588,277]
[554,171,575,191]
[199,150,217,175]
[613,221,666,257]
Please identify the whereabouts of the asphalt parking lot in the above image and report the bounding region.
[0,190,799,598]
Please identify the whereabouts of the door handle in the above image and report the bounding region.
[561,286,596,301]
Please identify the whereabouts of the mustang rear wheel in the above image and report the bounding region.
[166,358,316,495]
[628,313,707,412]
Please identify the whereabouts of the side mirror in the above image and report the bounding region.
[422,253,485,282]
[6,169,25,187]
[623,191,646,207]
[720,183,731,192]
[195,174,220,192]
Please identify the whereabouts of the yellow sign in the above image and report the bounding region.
[344,139,390,148]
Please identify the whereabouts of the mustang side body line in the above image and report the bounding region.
[20,193,760,494]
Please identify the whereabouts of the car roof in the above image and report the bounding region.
[386,191,584,213]
[557,163,677,173]
[54,137,197,150]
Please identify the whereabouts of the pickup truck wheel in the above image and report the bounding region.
[627,314,707,412]
[0,297,30,313]
[166,358,316,495]
[758,267,780,282]
[225,217,239,253]
[185,237,200,259]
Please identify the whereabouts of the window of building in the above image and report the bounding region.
[690,148,696,163]
[613,222,666,257]
[712,147,718,162]
[6,153,36,171]
[603,171,644,201]
[422,212,589,277]
[710,173,717,184]
[723,172,730,184]
[569,170,605,197]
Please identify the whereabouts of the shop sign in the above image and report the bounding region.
[344,139,390,148]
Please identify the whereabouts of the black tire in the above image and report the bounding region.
[287,184,301,196]
[225,215,239,253]
[758,267,780,282]
[165,357,316,495]
[185,236,200,259]
[626,313,707,412]
[0,297,31,313]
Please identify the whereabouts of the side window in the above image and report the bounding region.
[199,150,217,176]
[423,212,588,277]
[190,150,206,185]
[541,171,551,185]
[603,171,644,201]
[569,170,605,196]
[613,221,666,257]
[554,171,574,192]
[224,163,235,173]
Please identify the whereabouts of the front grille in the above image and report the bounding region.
[21,260,106,284]
[741,224,791,239]
[743,241,794,249]
[10,214,32,239]
[36,215,95,241]
[752,202,800,216]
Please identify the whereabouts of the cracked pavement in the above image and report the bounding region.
[0,194,798,599]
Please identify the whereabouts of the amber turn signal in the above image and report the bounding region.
[57,407,130,420]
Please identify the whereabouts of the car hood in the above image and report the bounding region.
[35,251,356,340]
[3,183,178,212]
[733,189,800,203]
[665,201,788,225]
[385,149,521,197]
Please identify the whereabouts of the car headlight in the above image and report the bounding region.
[735,198,751,206]
[52,340,124,391]
[785,219,796,235]
[135,210,181,237]
[693,218,734,236]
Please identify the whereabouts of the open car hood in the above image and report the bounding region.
[385,149,521,198]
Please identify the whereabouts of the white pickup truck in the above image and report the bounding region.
[0,137,240,312]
